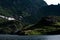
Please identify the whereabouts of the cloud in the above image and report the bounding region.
[44,0,60,5]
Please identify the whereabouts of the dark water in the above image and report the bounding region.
[0,35,60,40]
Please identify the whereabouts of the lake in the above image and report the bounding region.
[0,35,60,40]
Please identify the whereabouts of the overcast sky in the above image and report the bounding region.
[44,0,60,5]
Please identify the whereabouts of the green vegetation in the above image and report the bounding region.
[0,16,60,35]
[0,0,60,35]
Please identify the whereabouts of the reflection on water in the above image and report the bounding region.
[0,35,60,40]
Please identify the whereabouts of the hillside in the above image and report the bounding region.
[0,0,47,23]
[0,0,60,35]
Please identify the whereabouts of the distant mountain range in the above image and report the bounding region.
[39,4,60,17]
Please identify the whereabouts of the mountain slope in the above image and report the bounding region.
[0,0,47,23]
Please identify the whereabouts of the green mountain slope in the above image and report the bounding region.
[0,0,47,23]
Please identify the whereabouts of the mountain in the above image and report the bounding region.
[38,5,60,17]
[0,0,47,23]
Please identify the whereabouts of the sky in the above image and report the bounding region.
[44,0,60,5]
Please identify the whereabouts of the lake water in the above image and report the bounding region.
[0,35,60,40]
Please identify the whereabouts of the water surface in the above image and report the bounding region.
[0,35,60,40]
